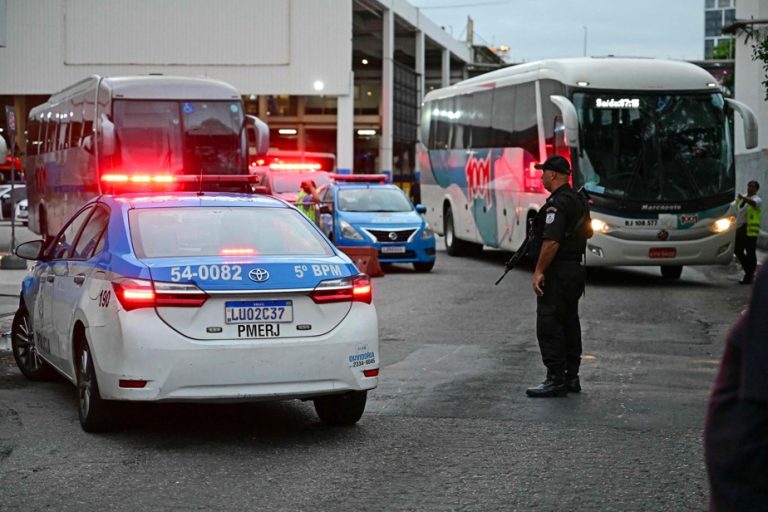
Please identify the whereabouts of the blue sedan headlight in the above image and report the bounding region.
[420,222,434,239]
[339,219,364,241]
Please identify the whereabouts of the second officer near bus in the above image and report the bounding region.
[526,155,591,398]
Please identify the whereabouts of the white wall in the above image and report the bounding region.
[0,0,352,95]
[734,0,768,243]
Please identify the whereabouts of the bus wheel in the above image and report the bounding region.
[660,265,683,280]
[444,206,466,256]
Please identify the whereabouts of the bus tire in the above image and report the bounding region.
[660,265,683,280]
[444,205,468,256]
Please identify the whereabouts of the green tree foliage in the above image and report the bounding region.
[712,39,735,59]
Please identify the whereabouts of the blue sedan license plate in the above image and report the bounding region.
[224,300,293,324]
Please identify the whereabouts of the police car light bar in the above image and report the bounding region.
[101,174,261,185]
[329,174,388,183]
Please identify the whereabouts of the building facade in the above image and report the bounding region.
[0,0,474,187]
[705,0,737,59]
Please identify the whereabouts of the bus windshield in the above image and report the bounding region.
[573,92,733,203]
[111,100,244,175]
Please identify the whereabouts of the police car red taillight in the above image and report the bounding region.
[310,275,372,304]
[112,279,208,310]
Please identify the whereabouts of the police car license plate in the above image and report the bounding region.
[224,300,293,324]
[381,246,406,254]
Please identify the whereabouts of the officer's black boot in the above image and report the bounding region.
[565,375,581,393]
[526,373,567,398]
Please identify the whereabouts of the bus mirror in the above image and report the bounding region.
[0,136,7,162]
[246,115,270,156]
[725,98,759,150]
[550,95,580,151]
[100,114,116,156]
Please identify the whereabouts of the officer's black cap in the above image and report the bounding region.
[534,155,571,175]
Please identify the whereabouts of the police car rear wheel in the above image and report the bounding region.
[11,307,56,381]
[314,391,367,426]
[77,341,115,432]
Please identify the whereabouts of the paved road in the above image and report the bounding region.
[0,234,756,511]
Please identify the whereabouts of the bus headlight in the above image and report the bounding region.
[339,219,364,241]
[591,218,610,233]
[421,222,434,239]
[710,215,735,233]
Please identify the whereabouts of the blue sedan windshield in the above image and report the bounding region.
[338,188,412,213]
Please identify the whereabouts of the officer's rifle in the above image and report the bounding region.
[494,217,535,286]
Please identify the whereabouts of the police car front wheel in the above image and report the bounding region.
[11,306,56,381]
[313,391,367,426]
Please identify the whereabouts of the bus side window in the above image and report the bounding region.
[491,86,515,147]
[514,83,538,159]
[472,90,493,148]
[69,108,83,148]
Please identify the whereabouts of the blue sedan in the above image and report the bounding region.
[316,179,436,272]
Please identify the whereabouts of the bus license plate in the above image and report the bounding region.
[225,300,293,324]
[649,248,676,258]
[381,246,406,254]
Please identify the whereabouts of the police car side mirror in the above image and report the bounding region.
[415,204,427,214]
[15,240,45,261]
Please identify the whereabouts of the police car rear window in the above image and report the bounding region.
[129,207,334,258]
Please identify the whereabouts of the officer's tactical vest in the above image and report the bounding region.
[746,199,762,237]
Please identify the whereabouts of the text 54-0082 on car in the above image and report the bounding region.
[12,192,379,432]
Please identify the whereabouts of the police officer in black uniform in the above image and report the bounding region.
[526,155,590,398]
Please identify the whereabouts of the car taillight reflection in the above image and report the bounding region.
[310,275,372,304]
[112,278,208,311]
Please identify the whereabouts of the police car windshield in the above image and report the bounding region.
[338,188,412,212]
[129,206,333,258]
[573,92,734,203]
[111,100,244,175]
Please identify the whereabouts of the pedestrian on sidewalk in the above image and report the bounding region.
[734,180,762,285]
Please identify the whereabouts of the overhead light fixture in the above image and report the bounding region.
[278,128,298,135]
[707,82,718,88]
[357,129,377,136]
[313,80,325,91]
[362,58,369,65]
[248,94,257,100]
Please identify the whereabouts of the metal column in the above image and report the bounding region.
[337,71,354,174]
[379,6,393,178]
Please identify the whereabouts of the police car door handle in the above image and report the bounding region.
[73,274,86,286]
[46,272,55,283]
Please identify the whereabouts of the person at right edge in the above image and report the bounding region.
[525,155,591,398]
[733,180,762,285]
[704,260,768,511]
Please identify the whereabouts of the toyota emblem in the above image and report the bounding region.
[248,268,270,282]
[657,230,669,241]
[388,232,398,241]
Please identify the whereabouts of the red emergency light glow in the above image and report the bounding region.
[269,162,323,171]
[102,174,177,184]
[220,248,257,256]
[329,174,388,184]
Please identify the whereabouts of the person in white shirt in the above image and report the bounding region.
[734,180,763,285]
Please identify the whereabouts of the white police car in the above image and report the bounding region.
[12,192,379,432]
